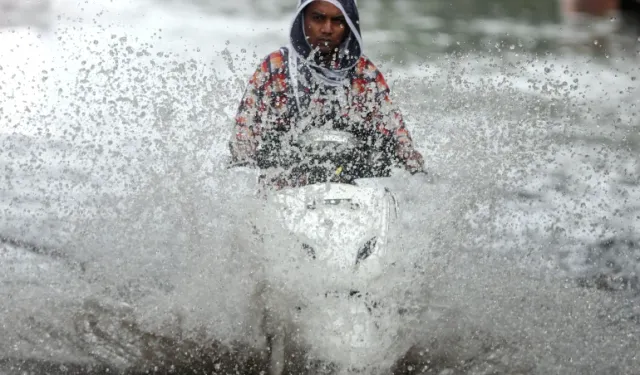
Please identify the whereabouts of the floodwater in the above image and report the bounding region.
[1,0,639,374]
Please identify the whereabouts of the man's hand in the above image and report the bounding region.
[226,160,255,169]
[228,138,257,167]
[404,150,425,175]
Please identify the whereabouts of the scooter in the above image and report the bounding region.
[69,129,423,374]
[247,129,418,374]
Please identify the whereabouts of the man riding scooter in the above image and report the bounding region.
[228,0,426,190]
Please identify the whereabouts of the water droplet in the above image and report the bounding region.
[509,45,515,50]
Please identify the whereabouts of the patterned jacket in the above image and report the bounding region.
[229,48,424,187]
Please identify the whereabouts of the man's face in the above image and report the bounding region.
[303,1,348,55]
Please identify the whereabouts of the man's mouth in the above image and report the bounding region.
[318,43,334,51]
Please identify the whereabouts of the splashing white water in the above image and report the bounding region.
[2,1,640,374]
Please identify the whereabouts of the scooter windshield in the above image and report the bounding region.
[297,129,358,158]
[256,128,397,185]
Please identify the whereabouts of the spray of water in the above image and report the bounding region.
[3,1,640,374]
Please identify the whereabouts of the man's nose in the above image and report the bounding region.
[320,19,332,34]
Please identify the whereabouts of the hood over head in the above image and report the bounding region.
[289,0,363,72]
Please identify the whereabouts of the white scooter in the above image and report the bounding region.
[247,129,419,375]
[68,129,427,373]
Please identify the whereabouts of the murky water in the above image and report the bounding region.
[1,0,639,374]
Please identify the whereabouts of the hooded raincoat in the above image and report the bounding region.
[229,0,424,187]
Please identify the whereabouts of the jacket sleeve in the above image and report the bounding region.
[228,58,271,166]
[370,67,425,174]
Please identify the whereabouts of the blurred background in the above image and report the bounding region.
[147,0,634,58]
[3,0,639,58]
[150,0,639,59]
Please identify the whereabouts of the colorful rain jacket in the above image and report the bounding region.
[229,0,425,188]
